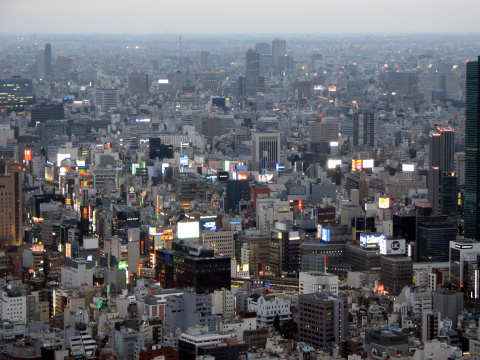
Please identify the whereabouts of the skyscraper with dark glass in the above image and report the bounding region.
[245,49,261,97]
[464,57,480,240]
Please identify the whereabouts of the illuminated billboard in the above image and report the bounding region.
[363,159,374,168]
[327,159,342,169]
[352,159,362,171]
[237,173,248,180]
[199,219,217,231]
[329,86,337,92]
[24,149,32,161]
[180,156,188,167]
[314,85,324,91]
[351,159,373,170]
[149,227,163,236]
[66,243,71,258]
[380,238,406,255]
[359,233,386,249]
[158,79,169,84]
[259,174,274,182]
[321,228,331,242]
[402,164,415,172]
[118,260,127,270]
[177,221,200,239]
[378,197,390,209]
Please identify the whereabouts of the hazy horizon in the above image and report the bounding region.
[2,0,480,35]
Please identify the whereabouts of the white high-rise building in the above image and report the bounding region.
[299,271,339,296]
[212,288,235,317]
[251,132,281,169]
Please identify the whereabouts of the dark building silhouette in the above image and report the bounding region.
[464,57,480,240]
[416,216,456,262]
[246,49,261,97]
[31,103,65,124]
[0,77,35,112]
[225,180,250,214]
[428,127,456,216]
[149,138,173,160]
[156,241,231,293]
[45,43,53,77]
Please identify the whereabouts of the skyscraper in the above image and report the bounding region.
[0,161,23,247]
[245,49,261,97]
[428,127,456,216]
[44,43,53,78]
[464,57,480,240]
[271,39,286,66]
[251,132,281,169]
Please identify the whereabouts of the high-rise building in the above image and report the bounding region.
[0,161,23,247]
[251,132,281,169]
[44,43,53,78]
[128,73,149,94]
[428,127,456,216]
[0,77,35,112]
[380,255,412,295]
[362,111,375,147]
[255,43,270,55]
[156,242,231,293]
[417,216,456,262]
[271,39,286,66]
[246,49,261,97]
[464,57,480,240]
[298,293,348,348]
[225,180,250,214]
[95,88,119,110]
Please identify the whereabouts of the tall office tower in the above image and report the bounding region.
[386,72,418,95]
[352,112,359,146]
[36,50,45,78]
[271,38,286,66]
[202,72,220,94]
[200,50,210,66]
[0,77,35,113]
[128,73,149,94]
[465,57,480,240]
[428,127,456,216]
[44,43,53,77]
[298,293,348,348]
[251,132,281,169]
[362,111,375,147]
[0,161,23,247]
[95,88,119,110]
[417,216,456,262]
[245,49,261,97]
[255,43,270,55]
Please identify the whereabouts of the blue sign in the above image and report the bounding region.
[321,228,331,242]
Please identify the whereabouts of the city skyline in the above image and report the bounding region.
[2,0,480,35]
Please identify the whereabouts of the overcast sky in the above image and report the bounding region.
[2,0,480,35]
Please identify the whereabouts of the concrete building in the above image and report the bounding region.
[247,295,291,329]
[212,288,235,317]
[298,293,348,349]
[163,290,217,336]
[114,327,138,360]
[299,271,339,296]
[365,328,409,358]
[60,258,95,287]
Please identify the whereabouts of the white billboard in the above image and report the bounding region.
[380,238,406,255]
[363,159,374,168]
[327,159,342,169]
[177,221,200,239]
[402,164,415,172]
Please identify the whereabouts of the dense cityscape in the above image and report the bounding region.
[1,30,480,360]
